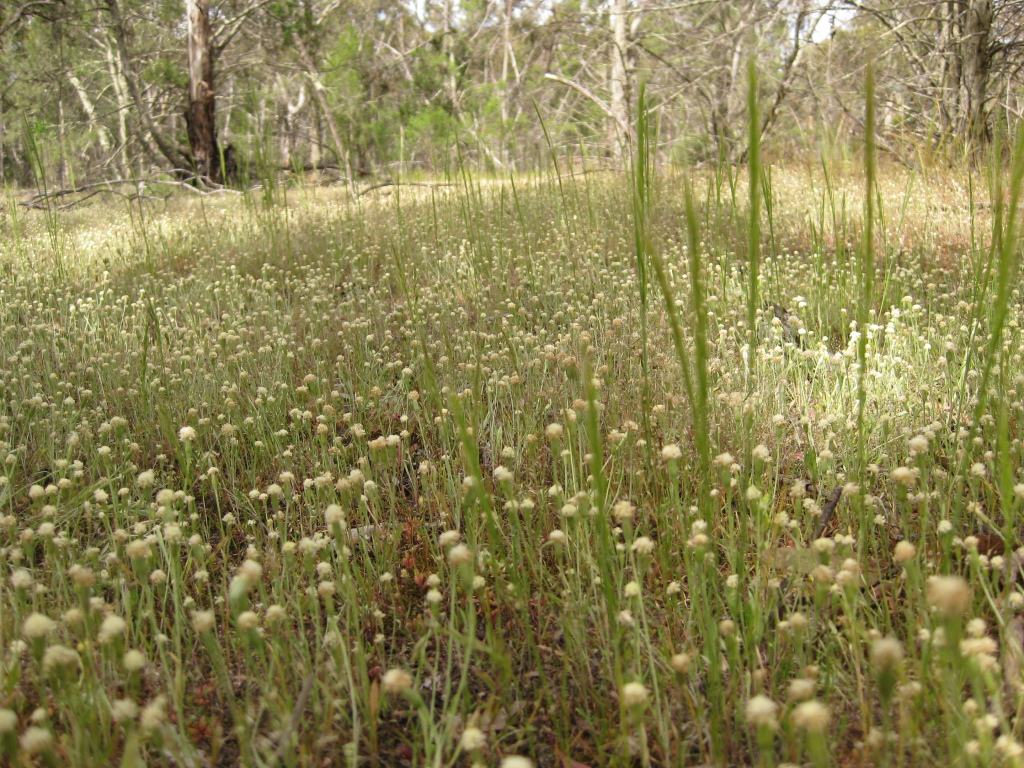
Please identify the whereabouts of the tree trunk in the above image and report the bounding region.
[57,89,66,188]
[185,0,221,181]
[293,36,348,171]
[69,74,112,155]
[310,93,322,172]
[102,33,130,177]
[937,0,961,137]
[442,0,462,123]
[960,0,992,151]
[500,0,513,165]
[608,0,631,156]
[107,0,187,169]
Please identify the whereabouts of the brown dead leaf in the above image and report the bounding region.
[1002,614,1024,693]
[369,679,380,722]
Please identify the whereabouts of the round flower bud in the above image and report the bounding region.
[438,530,461,548]
[112,698,139,723]
[42,645,80,674]
[381,668,413,694]
[631,536,654,555]
[791,700,831,733]
[265,605,287,625]
[192,610,216,634]
[926,575,972,616]
[140,696,167,731]
[98,614,127,644]
[0,709,17,733]
[324,505,345,525]
[123,650,146,672]
[890,466,916,486]
[20,726,53,755]
[447,543,474,566]
[620,681,649,707]
[893,540,916,564]
[670,652,691,673]
[869,637,904,672]
[745,695,779,729]
[661,444,682,462]
[788,678,815,701]
[22,613,56,639]
[459,726,486,751]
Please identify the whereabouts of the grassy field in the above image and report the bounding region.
[0,151,1022,768]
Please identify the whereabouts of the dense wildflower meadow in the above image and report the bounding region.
[1,155,1024,767]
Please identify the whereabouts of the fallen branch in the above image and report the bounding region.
[22,178,147,200]
[281,162,344,174]
[152,177,242,196]
[773,484,844,615]
[20,188,165,211]
[17,173,244,211]
[813,485,844,540]
[270,673,315,764]
[356,181,455,197]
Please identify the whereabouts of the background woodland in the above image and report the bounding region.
[3,0,1024,188]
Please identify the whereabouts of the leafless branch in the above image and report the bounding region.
[544,73,634,140]
[0,0,58,40]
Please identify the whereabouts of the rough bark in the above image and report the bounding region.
[849,0,996,154]
[960,0,993,149]
[938,0,962,135]
[608,0,631,155]
[185,0,221,181]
